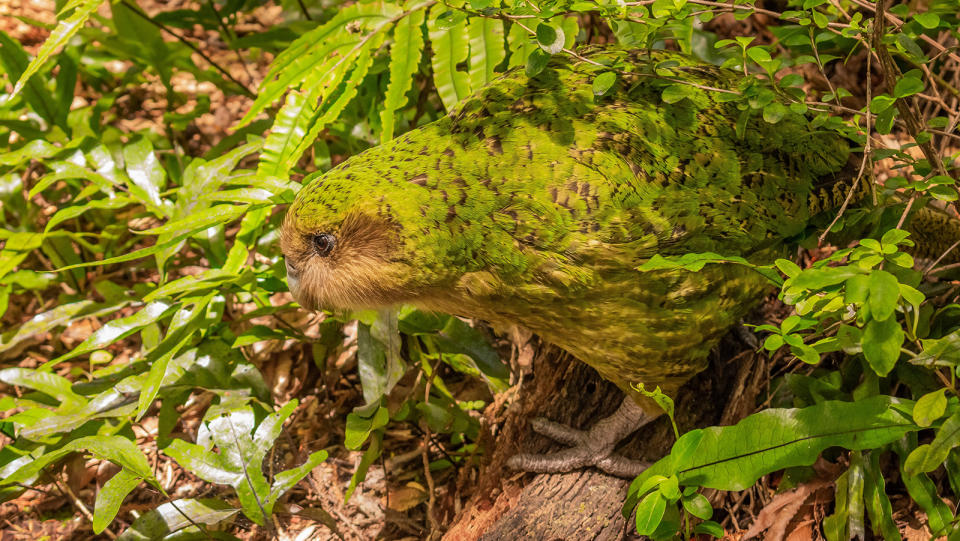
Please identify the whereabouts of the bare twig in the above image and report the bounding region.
[118,0,254,97]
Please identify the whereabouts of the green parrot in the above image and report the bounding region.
[280,46,940,476]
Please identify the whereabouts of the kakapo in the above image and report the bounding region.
[280,46,937,475]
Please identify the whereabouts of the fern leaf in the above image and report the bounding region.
[379,9,426,143]
[467,18,505,91]
[427,4,470,112]
[238,2,403,128]
[257,89,319,177]
[506,20,537,69]
[286,35,385,170]
[11,0,102,99]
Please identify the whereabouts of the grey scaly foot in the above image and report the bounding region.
[506,396,655,478]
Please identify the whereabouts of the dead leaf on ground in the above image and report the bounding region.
[743,477,832,541]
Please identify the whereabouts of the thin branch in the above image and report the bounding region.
[819,49,874,245]
[119,0,255,98]
[924,238,960,275]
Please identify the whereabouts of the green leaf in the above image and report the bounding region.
[0,299,100,354]
[117,498,238,540]
[896,439,954,534]
[894,76,924,98]
[762,102,786,123]
[506,19,537,69]
[11,0,103,99]
[913,12,939,29]
[380,8,426,142]
[47,300,177,366]
[258,90,318,178]
[913,389,947,427]
[661,84,693,104]
[535,23,564,55]
[905,411,960,476]
[268,450,328,508]
[869,95,895,114]
[122,137,167,213]
[345,430,382,503]
[862,316,903,376]
[525,48,550,77]
[0,31,60,128]
[163,402,298,525]
[345,405,389,450]
[428,3,471,111]
[237,1,404,127]
[46,196,134,233]
[467,17,505,91]
[93,469,142,534]
[875,106,897,134]
[592,72,617,96]
[634,491,667,535]
[681,492,712,520]
[775,259,802,278]
[863,451,900,540]
[356,309,405,404]
[867,270,900,321]
[0,367,85,408]
[137,294,214,419]
[298,38,381,155]
[694,521,724,538]
[626,397,915,496]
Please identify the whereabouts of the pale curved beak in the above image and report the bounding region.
[285,260,301,299]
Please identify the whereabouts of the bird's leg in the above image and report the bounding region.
[506,396,656,478]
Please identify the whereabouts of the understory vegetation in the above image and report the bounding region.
[0,0,958,538]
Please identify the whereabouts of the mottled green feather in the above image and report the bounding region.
[285,47,855,401]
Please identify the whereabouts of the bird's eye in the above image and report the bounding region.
[311,233,336,257]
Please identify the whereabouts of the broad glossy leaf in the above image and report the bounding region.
[136,204,249,236]
[626,397,916,501]
[0,367,84,408]
[137,295,214,419]
[45,195,136,232]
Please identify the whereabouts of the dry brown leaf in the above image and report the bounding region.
[743,478,831,541]
[387,483,428,512]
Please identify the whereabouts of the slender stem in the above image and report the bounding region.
[119,0,255,98]
[296,0,313,20]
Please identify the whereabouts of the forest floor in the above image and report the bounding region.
[0,1,951,540]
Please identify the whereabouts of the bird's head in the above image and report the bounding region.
[279,150,486,312]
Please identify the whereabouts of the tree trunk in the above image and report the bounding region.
[444,334,760,540]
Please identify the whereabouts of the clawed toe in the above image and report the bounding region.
[507,396,657,478]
